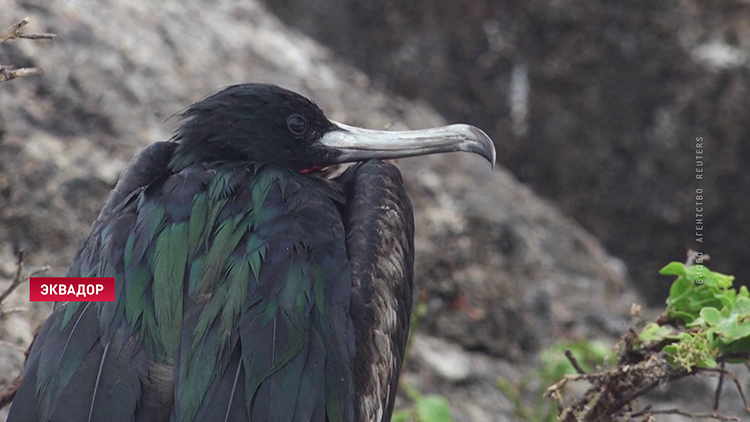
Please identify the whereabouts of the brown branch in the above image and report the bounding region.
[549,330,750,421]
[0,18,56,83]
[565,349,588,374]
[0,325,41,410]
[697,367,750,417]
[0,375,21,409]
[714,362,726,413]
[0,251,26,306]
[0,247,49,409]
[609,380,661,415]
[0,250,49,316]
[0,66,45,82]
[0,339,26,354]
[0,306,27,319]
[0,18,56,44]
[0,325,42,409]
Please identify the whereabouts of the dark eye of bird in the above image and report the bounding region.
[286,114,308,136]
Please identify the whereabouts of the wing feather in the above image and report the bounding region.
[10,156,361,422]
[341,160,415,422]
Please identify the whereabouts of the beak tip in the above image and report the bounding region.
[464,125,496,170]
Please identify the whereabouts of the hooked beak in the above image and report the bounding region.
[319,121,496,168]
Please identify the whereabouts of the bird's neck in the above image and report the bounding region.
[168,142,211,172]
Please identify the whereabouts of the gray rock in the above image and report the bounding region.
[263,0,750,305]
[0,1,702,420]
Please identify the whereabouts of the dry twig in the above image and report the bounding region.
[545,319,750,421]
[714,361,726,413]
[0,327,40,410]
[698,367,750,416]
[0,375,21,409]
[0,306,27,319]
[565,349,588,375]
[0,339,26,354]
[0,251,27,306]
[0,17,56,83]
[0,250,50,316]
[0,249,49,410]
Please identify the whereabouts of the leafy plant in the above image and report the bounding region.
[661,261,739,324]
[638,262,750,370]
[543,260,750,420]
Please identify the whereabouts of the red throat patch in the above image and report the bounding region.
[299,165,324,174]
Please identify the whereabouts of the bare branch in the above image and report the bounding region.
[714,362,726,413]
[698,367,750,416]
[0,251,26,305]
[0,250,50,313]
[0,18,56,44]
[545,319,750,421]
[0,66,45,83]
[0,18,56,83]
[0,339,26,354]
[0,324,40,410]
[0,374,21,409]
[0,306,27,319]
[565,349,588,374]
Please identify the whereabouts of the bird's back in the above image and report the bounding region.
[9,81,492,422]
[10,152,360,422]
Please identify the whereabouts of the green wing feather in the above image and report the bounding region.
[15,161,357,422]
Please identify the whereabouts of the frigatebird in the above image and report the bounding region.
[8,83,494,422]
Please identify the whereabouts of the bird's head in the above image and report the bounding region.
[169,83,496,172]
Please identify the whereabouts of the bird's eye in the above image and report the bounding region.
[286,114,308,136]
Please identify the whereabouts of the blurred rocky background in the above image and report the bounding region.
[0,0,746,420]
[263,0,750,305]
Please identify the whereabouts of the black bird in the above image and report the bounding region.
[8,83,495,422]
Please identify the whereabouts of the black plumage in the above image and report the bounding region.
[8,83,494,422]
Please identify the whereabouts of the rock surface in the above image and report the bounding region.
[0,1,742,420]
[264,0,750,305]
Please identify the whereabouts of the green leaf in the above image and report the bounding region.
[734,296,750,315]
[659,262,686,277]
[699,355,717,368]
[639,323,675,342]
[416,396,452,422]
[668,277,691,300]
[699,307,721,325]
[728,322,750,343]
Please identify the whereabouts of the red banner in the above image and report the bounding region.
[29,277,115,302]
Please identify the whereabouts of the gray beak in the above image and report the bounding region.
[319,121,496,168]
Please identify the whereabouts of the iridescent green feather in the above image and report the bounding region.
[188,194,209,255]
[152,222,189,354]
[187,255,207,297]
[220,254,250,347]
[197,219,249,296]
[124,265,151,323]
